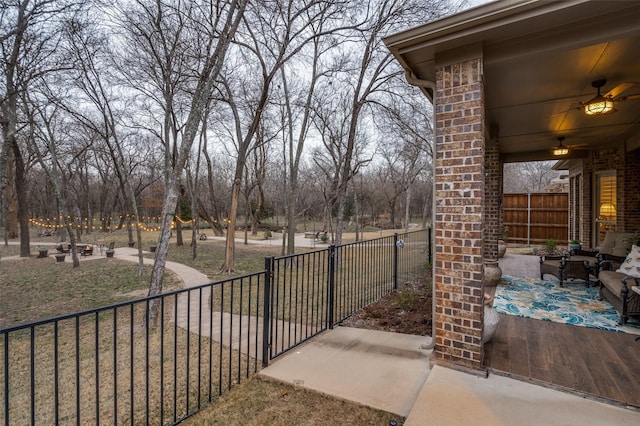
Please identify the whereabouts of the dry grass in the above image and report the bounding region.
[182,376,402,426]
[0,302,255,425]
[1,227,418,425]
[0,256,180,328]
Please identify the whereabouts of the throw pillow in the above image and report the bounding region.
[616,244,640,278]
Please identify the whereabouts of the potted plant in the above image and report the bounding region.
[622,232,640,249]
[569,239,581,254]
[542,239,558,255]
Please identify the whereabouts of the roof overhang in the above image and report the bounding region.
[383,0,640,162]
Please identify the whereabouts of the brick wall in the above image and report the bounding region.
[485,138,501,259]
[569,146,639,247]
[623,149,640,231]
[433,57,484,369]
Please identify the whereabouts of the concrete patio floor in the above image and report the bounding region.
[260,326,639,425]
[260,252,639,424]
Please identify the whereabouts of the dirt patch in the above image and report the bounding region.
[340,272,432,336]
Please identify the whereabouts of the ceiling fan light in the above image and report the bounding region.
[584,94,615,115]
[552,136,569,156]
[553,146,569,156]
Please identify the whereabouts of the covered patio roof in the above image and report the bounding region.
[383,0,640,162]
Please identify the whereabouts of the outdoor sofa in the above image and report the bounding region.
[597,245,640,325]
[559,231,639,325]
[567,231,635,275]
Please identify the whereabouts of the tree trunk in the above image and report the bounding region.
[127,217,134,244]
[251,190,264,236]
[221,178,241,272]
[147,184,179,322]
[404,184,412,232]
[5,151,18,240]
[389,200,396,229]
[286,185,296,254]
[11,139,30,256]
[335,194,345,246]
[176,220,183,246]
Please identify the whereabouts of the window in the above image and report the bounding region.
[594,171,616,246]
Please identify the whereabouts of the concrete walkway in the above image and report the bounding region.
[260,251,639,424]
[260,327,639,424]
[260,327,431,417]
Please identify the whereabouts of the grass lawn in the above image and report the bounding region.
[182,377,402,426]
[0,257,181,328]
[1,229,406,425]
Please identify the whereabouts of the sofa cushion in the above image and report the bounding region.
[616,245,640,278]
[599,270,629,295]
[600,232,633,257]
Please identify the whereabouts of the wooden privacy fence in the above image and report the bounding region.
[503,193,568,245]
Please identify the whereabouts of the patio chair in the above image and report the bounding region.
[565,231,634,276]
[539,254,591,287]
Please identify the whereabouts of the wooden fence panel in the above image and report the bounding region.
[503,193,568,244]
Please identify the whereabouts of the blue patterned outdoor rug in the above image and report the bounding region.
[493,276,640,334]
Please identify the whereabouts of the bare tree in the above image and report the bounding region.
[503,161,561,193]
[23,96,84,266]
[49,15,153,272]
[278,4,350,254]
[144,0,248,301]
[1,0,84,254]
[312,0,411,244]
[374,85,434,230]
[215,0,335,272]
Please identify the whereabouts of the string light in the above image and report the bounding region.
[30,215,178,231]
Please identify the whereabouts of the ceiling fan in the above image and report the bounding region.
[582,79,640,115]
[551,136,593,156]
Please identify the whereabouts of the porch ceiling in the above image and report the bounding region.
[383,0,640,163]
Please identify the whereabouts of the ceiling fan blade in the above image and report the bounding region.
[618,93,640,101]
[605,82,637,99]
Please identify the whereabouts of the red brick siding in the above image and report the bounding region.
[433,57,484,369]
[485,139,501,259]
[623,149,640,231]
[568,146,638,248]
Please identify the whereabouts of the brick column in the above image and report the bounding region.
[485,138,501,259]
[433,57,485,369]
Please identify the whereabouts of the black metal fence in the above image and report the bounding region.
[1,228,431,425]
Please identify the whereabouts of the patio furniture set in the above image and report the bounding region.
[55,242,95,257]
[540,231,640,325]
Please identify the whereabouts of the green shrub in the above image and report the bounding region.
[394,290,418,310]
[543,239,558,253]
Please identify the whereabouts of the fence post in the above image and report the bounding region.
[393,233,399,290]
[262,256,273,367]
[328,245,336,329]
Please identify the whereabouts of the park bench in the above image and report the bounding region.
[304,231,328,242]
